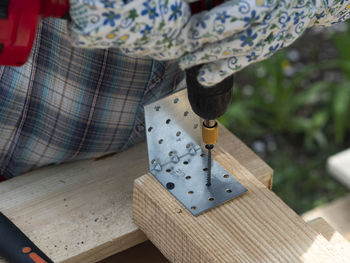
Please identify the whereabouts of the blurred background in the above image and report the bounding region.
[221,21,350,215]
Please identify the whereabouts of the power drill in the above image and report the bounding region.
[186,0,233,186]
[186,65,233,186]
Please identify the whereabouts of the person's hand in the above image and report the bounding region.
[69,0,191,53]
[177,0,350,86]
[69,0,350,87]
[68,0,287,80]
[68,0,281,63]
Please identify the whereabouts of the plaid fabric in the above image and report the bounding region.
[0,19,184,179]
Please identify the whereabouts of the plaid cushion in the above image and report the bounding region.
[0,19,183,178]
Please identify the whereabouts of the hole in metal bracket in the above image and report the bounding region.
[223,174,229,178]
[203,168,208,171]
[145,89,248,216]
[166,182,175,190]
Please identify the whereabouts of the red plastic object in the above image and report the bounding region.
[0,0,69,66]
[0,175,6,182]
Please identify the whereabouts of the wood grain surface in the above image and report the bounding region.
[134,147,347,263]
[0,125,272,263]
[303,195,350,241]
[98,217,350,263]
[307,218,350,255]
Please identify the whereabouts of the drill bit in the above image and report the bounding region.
[205,144,214,186]
[204,119,216,187]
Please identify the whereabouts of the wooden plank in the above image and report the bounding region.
[98,218,349,263]
[0,126,272,263]
[133,147,346,263]
[0,142,148,263]
[307,218,350,259]
[307,217,350,244]
[303,195,350,241]
[219,125,273,189]
[328,149,350,189]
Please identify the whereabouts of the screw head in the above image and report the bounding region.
[166,182,175,190]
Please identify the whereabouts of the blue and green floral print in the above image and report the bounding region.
[69,0,350,86]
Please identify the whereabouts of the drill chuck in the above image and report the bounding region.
[186,65,234,149]
[186,62,234,189]
[202,120,218,145]
[186,65,233,120]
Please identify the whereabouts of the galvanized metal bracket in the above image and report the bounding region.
[144,89,247,216]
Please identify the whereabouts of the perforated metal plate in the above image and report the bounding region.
[144,89,247,216]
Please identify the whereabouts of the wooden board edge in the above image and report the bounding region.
[133,146,345,263]
[62,230,147,263]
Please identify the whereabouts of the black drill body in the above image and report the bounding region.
[186,65,233,121]
[185,0,235,186]
[186,66,234,186]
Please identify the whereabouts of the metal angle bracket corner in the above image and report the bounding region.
[144,89,247,216]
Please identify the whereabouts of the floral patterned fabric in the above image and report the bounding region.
[69,0,350,86]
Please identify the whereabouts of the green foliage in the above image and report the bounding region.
[269,148,348,213]
[221,24,350,214]
[222,51,350,149]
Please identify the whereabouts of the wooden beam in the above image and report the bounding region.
[0,126,272,263]
[133,147,345,263]
[307,218,350,259]
[219,125,273,189]
[303,195,350,241]
[99,217,350,263]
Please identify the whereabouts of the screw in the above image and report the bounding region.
[205,144,214,187]
[166,182,175,190]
